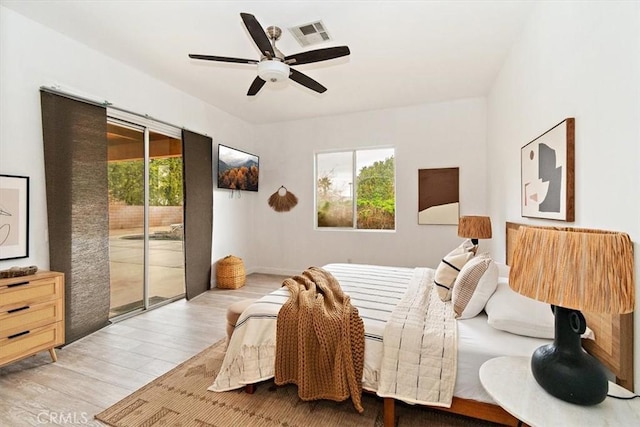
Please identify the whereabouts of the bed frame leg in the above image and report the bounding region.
[244,384,256,394]
[383,397,395,427]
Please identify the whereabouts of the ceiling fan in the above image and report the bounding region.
[188,13,350,96]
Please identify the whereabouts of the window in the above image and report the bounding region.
[315,148,395,230]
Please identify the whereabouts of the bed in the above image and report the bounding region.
[209,222,634,426]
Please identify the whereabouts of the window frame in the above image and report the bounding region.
[314,146,396,232]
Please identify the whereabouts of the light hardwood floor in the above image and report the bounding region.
[0,273,286,427]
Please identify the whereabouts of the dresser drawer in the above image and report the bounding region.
[0,276,62,307]
[0,299,63,339]
[0,271,65,367]
[0,322,64,366]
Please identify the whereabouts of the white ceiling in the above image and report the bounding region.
[2,1,536,124]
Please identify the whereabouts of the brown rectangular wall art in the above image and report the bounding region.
[521,118,575,222]
[418,167,459,225]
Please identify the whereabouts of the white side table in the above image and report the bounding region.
[479,356,640,427]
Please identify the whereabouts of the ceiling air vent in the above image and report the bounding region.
[288,21,331,47]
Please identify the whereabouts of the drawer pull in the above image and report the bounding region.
[7,281,29,288]
[7,305,30,314]
[8,330,30,339]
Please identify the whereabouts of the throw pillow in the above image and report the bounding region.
[452,254,499,319]
[434,240,475,301]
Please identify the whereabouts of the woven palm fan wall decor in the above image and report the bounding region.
[268,186,298,212]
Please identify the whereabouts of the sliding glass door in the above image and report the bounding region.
[107,119,185,319]
[147,131,185,309]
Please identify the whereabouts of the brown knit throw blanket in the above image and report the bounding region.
[275,266,365,413]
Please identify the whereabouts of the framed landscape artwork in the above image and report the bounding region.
[0,174,29,260]
[520,118,575,222]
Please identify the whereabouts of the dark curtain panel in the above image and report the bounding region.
[40,91,110,343]
[182,130,213,299]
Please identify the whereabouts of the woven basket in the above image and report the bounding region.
[216,255,246,289]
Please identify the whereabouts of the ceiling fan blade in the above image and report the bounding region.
[240,13,275,58]
[289,69,327,94]
[285,46,350,66]
[247,76,266,96]
[189,54,258,64]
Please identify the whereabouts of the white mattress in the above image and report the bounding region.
[212,263,551,405]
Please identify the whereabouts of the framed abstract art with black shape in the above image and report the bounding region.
[0,174,29,260]
[520,118,575,222]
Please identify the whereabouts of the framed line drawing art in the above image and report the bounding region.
[0,174,29,260]
[521,118,575,221]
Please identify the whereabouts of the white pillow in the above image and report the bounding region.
[452,254,498,319]
[485,282,594,339]
[494,262,510,278]
[434,240,475,301]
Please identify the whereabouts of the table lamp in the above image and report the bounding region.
[458,216,492,252]
[509,225,635,405]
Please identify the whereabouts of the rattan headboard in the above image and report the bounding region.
[505,221,634,391]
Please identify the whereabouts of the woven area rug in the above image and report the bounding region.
[95,340,498,427]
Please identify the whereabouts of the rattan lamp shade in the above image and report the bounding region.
[457,216,492,240]
[509,226,635,314]
[508,225,635,405]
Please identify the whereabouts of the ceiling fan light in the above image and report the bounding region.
[257,60,290,83]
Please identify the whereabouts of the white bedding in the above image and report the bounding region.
[209,263,414,393]
[456,312,551,402]
[209,263,552,405]
[377,267,456,407]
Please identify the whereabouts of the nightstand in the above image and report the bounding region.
[479,356,640,426]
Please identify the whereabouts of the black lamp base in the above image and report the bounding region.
[531,306,608,406]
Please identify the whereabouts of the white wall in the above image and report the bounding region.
[254,98,488,275]
[487,1,640,389]
[0,7,258,278]
[1,6,490,284]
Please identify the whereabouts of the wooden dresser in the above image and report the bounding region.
[0,271,65,366]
